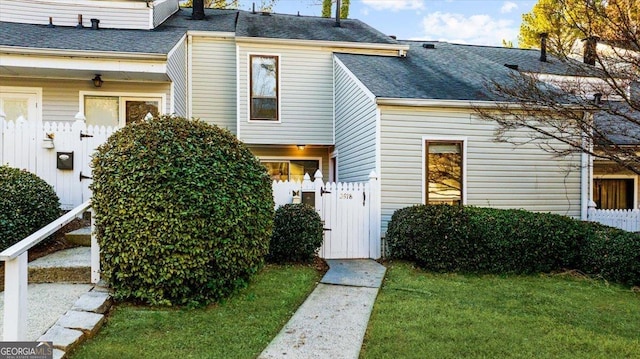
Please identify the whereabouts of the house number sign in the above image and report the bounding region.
[339,193,353,200]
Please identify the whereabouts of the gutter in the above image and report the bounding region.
[0,46,168,61]
[235,36,409,55]
[375,97,588,110]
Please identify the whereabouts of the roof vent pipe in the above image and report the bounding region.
[192,0,205,20]
[76,14,83,29]
[90,18,99,30]
[47,17,55,28]
[593,93,602,105]
[334,0,341,27]
[582,36,599,66]
[539,32,548,62]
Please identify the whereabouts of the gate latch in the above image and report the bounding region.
[321,187,331,196]
[79,171,93,181]
[80,131,94,141]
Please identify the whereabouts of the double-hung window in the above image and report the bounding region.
[250,55,279,121]
[425,140,464,205]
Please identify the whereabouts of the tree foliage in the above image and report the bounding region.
[480,0,640,176]
[320,0,349,19]
[180,0,239,9]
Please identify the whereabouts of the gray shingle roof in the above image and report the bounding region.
[594,102,640,145]
[235,11,397,44]
[0,8,396,55]
[336,41,599,101]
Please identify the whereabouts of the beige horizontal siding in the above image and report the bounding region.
[0,77,172,122]
[190,37,237,133]
[238,44,334,145]
[0,0,151,29]
[379,106,581,233]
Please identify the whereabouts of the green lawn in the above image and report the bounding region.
[70,264,321,359]
[361,261,640,359]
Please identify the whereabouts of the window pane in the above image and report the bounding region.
[2,98,28,122]
[427,141,462,204]
[290,160,319,182]
[251,55,278,120]
[85,96,118,127]
[125,100,159,124]
[251,98,277,120]
[594,178,634,209]
[263,161,289,181]
[252,56,277,97]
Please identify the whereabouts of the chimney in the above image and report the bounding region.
[76,14,83,29]
[334,0,341,27]
[583,36,599,66]
[539,33,548,62]
[90,18,99,30]
[192,0,205,20]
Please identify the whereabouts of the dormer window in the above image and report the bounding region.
[250,55,279,121]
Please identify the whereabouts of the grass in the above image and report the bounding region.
[70,264,321,359]
[360,261,640,359]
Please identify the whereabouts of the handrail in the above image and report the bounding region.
[0,200,91,261]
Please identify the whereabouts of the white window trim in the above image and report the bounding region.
[593,174,638,209]
[260,156,323,180]
[79,91,166,127]
[422,136,468,205]
[247,52,281,124]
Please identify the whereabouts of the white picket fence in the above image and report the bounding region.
[588,207,640,232]
[1,119,119,209]
[273,170,381,259]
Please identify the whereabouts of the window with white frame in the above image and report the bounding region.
[261,159,319,182]
[593,177,636,209]
[83,94,162,127]
[250,55,279,121]
[425,140,464,205]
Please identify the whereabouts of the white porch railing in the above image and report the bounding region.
[588,207,640,232]
[0,200,100,341]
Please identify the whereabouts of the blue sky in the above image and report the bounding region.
[236,0,538,46]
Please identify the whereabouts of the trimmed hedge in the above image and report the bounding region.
[0,165,60,251]
[268,203,324,263]
[387,205,640,286]
[91,115,274,306]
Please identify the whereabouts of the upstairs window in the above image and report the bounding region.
[426,141,463,205]
[250,55,278,121]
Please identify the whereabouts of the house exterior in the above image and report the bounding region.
[1,1,592,244]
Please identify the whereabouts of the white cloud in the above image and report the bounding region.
[361,0,425,12]
[418,11,518,46]
[500,1,518,14]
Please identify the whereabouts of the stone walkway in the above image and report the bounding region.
[259,259,386,359]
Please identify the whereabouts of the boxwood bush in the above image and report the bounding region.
[90,115,274,306]
[268,203,324,263]
[0,165,60,251]
[387,204,640,286]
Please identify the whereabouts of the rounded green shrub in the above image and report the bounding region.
[268,203,323,263]
[0,165,60,251]
[90,115,274,306]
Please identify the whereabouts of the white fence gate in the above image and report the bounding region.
[588,207,640,232]
[1,119,119,209]
[272,170,381,259]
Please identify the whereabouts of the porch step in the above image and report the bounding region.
[65,227,91,247]
[29,247,91,284]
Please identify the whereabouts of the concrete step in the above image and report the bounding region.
[64,227,91,247]
[29,247,91,284]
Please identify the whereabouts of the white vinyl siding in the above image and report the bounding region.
[238,44,334,145]
[190,37,237,133]
[334,58,377,182]
[0,77,171,122]
[379,106,581,232]
[167,37,187,117]
[152,0,179,28]
[0,0,158,29]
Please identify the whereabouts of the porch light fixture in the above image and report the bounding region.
[92,74,103,88]
[297,144,306,151]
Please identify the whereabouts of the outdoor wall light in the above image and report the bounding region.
[297,144,306,151]
[92,74,104,88]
